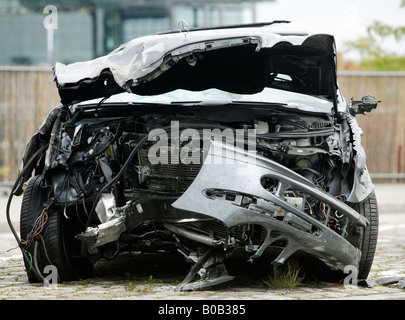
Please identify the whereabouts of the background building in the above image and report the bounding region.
[0,0,270,66]
[1,0,404,183]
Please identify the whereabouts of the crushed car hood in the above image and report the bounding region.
[54,21,338,107]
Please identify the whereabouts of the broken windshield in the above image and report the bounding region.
[79,87,334,114]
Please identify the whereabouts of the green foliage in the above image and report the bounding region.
[357,56,405,71]
[263,263,303,289]
[344,1,405,71]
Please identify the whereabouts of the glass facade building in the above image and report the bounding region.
[0,0,268,65]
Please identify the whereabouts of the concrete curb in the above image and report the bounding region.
[374,184,405,214]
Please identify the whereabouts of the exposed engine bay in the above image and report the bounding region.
[12,98,373,290]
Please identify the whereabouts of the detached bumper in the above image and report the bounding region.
[172,142,368,271]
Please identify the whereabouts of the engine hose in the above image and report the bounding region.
[38,234,53,266]
[84,124,218,228]
[33,241,46,283]
[85,134,150,228]
[6,143,49,283]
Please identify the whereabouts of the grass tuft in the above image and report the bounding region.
[263,262,303,289]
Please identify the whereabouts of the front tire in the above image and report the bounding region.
[20,176,47,282]
[20,176,93,283]
[347,192,379,280]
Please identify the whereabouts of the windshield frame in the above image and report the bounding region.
[75,87,335,115]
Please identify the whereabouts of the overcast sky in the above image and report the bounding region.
[255,0,405,58]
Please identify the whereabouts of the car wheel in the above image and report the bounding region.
[20,176,47,283]
[20,175,93,283]
[347,192,379,280]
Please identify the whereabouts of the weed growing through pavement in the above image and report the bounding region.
[263,262,303,289]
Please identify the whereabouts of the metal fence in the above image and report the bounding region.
[0,67,404,183]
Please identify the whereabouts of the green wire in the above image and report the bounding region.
[24,250,33,271]
[342,228,348,238]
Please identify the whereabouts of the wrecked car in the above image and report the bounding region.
[8,21,379,290]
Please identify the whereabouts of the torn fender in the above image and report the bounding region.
[345,114,375,203]
[14,105,65,196]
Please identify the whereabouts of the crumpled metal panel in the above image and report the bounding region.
[172,141,366,271]
[13,105,64,196]
[54,24,336,106]
[76,215,126,247]
[345,115,375,203]
[54,28,308,88]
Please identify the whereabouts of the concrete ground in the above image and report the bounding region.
[0,184,404,300]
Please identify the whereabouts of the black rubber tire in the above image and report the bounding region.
[20,176,47,283]
[20,176,93,283]
[347,192,379,280]
[41,209,94,281]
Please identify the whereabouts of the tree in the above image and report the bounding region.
[344,0,405,71]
